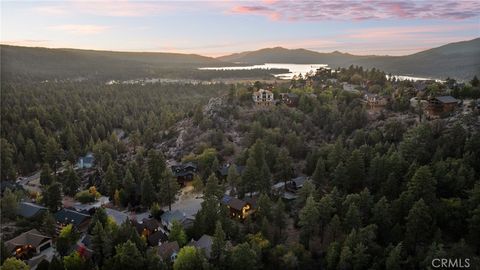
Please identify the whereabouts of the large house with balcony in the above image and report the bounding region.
[252,89,275,107]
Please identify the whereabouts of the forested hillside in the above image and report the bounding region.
[0,45,281,82]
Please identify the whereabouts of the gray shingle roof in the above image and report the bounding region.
[436,96,458,104]
[17,202,47,219]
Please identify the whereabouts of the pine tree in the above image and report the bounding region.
[312,158,327,188]
[148,150,166,191]
[123,169,136,203]
[273,198,286,243]
[43,181,62,212]
[1,188,18,220]
[299,195,320,247]
[103,164,118,198]
[169,220,187,247]
[258,162,272,195]
[92,221,108,266]
[0,139,16,181]
[318,194,336,235]
[64,166,80,196]
[211,221,226,262]
[141,169,156,208]
[345,150,365,192]
[405,199,433,253]
[158,169,179,211]
[43,137,62,172]
[241,155,259,197]
[332,162,348,191]
[344,203,361,231]
[40,163,54,186]
[385,243,403,270]
[227,165,240,196]
[25,139,37,173]
[407,166,436,206]
[256,194,273,222]
[110,240,144,269]
[275,148,293,189]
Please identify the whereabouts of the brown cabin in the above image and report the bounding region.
[221,195,255,220]
[279,93,299,107]
[427,96,459,115]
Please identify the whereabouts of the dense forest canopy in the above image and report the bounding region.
[1,63,479,270]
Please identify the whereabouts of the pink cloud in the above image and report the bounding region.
[229,0,480,21]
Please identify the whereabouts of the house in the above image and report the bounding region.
[55,208,91,232]
[1,181,23,194]
[17,202,47,219]
[286,176,307,193]
[187,235,213,259]
[76,234,93,259]
[271,182,298,201]
[221,195,255,220]
[77,152,94,169]
[5,229,52,260]
[217,164,244,181]
[157,241,180,262]
[252,89,275,107]
[148,230,169,246]
[104,208,130,225]
[161,210,194,230]
[342,82,358,93]
[171,162,197,185]
[133,218,168,245]
[279,93,299,107]
[364,93,388,108]
[427,96,459,115]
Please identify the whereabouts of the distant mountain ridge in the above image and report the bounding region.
[218,38,480,80]
[0,45,226,81]
[1,38,479,81]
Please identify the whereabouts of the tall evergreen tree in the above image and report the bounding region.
[141,169,156,208]
[40,163,54,186]
[211,221,226,262]
[64,166,80,196]
[405,199,433,253]
[275,148,293,190]
[43,181,62,212]
[299,195,320,247]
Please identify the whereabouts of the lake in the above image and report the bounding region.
[199,63,329,80]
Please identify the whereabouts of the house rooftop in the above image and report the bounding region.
[55,208,91,228]
[221,195,248,211]
[188,235,213,258]
[104,208,130,225]
[157,241,179,260]
[148,230,168,246]
[17,202,47,219]
[5,229,51,253]
[291,176,307,188]
[161,210,186,224]
[435,96,458,104]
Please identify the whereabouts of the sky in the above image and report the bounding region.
[1,0,479,57]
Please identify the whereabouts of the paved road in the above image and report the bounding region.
[17,164,68,194]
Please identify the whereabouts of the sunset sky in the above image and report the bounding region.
[1,0,479,57]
